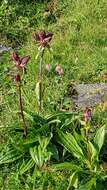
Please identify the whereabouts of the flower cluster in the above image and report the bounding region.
[33,30,53,48]
[12,52,30,82]
[12,52,30,70]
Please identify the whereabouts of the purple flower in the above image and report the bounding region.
[33,30,53,48]
[12,52,30,70]
[55,65,64,75]
[84,107,92,123]
[45,64,52,72]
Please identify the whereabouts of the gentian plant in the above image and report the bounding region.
[33,30,53,112]
[12,52,30,137]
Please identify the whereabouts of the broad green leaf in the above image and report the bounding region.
[29,136,51,168]
[20,159,34,175]
[58,130,85,160]
[87,141,98,163]
[60,118,74,129]
[30,146,39,165]
[38,146,43,168]
[77,178,96,190]
[48,144,59,161]
[38,134,52,150]
[96,182,105,190]
[46,112,76,121]
[24,111,34,123]
[24,110,47,126]
[52,162,82,171]
[23,138,39,145]
[34,125,49,133]
[0,149,23,164]
[73,131,85,147]
[94,126,105,152]
[48,119,61,124]
[67,172,78,190]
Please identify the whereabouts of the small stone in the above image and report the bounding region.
[70,83,107,109]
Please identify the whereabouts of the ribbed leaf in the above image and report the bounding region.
[0,149,23,164]
[58,130,85,160]
[34,125,49,133]
[94,126,105,152]
[39,135,52,150]
[48,144,59,161]
[29,135,52,168]
[48,119,61,125]
[87,141,98,163]
[23,138,39,145]
[46,112,76,122]
[30,146,39,165]
[38,146,43,168]
[74,131,85,146]
[24,110,47,126]
[67,172,78,190]
[77,178,96,190]
[52,162,82,171]
[20,159,34,175]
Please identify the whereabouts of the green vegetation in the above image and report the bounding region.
[0,0,107,189]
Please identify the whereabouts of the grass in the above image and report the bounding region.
[0,0,107,189]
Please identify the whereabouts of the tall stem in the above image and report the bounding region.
[38,48,44,112]
[18,82,27,137]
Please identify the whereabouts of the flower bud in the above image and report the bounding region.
[15,74,21,82]
[55,65,64,75]
[45,64,52,72]
[84,107,92,123]
[33,30,53,48]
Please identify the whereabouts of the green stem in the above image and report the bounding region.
[18,82,27,137]
[38,48,44,112]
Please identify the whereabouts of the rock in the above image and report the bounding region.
[71,83,107,109]
[0,45,20,55]
[0,45,12,54]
